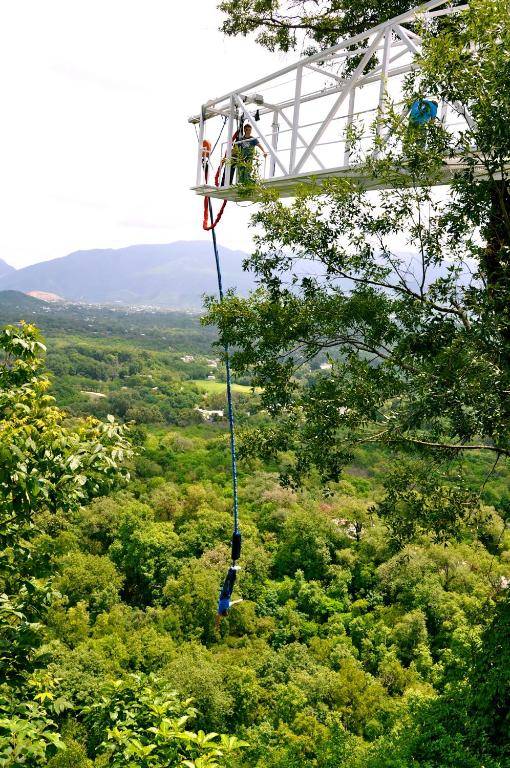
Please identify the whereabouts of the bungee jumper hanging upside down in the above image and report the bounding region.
[215,565,243,627]
[216,530,243,627]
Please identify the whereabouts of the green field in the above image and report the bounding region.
[189,378,257,394]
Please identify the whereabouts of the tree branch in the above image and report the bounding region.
[399,437,509,457]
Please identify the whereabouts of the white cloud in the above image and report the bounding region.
[0,0,284,267]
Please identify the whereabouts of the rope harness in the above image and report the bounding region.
[202,163,229,231]
[201,121,243,618]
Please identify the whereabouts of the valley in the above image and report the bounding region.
[1,293,508,767]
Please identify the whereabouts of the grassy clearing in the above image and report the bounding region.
[188,379,256,394]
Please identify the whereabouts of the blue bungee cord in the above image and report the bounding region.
[208,198,242,619]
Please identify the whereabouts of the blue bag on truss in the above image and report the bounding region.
[409,99,438,125]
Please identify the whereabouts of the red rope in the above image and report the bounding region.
[201,132,238,231]
[203,194,228,231]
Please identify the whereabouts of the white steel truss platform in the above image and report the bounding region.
[195,159,477,201]
[190,0,470,201]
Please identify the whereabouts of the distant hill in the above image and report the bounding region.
[0,242,255,309]
[0,259,15,279]
[0,290,48,311]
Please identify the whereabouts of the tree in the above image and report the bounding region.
[81,674,247,768]
[274,509,347,580]
[0,323,132,763]
[0,695,66,768]
[53,553,123,618]
[418,0,510,352]
[108,504,180,606]
[218,0,465,54]
[355,595,510,767]
[205,0,510,535]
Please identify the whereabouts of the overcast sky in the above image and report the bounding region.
[0,1,285,268]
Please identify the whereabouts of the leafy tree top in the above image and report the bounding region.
[0,322,132,525]
[218,0,465,54]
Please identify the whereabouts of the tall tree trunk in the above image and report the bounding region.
[483,180,510,365]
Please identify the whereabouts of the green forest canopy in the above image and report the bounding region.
[0,312,509,767]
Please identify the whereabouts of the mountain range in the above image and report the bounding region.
[0,242,460,311]
[0,242,255,310]
[0,259,15,280]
